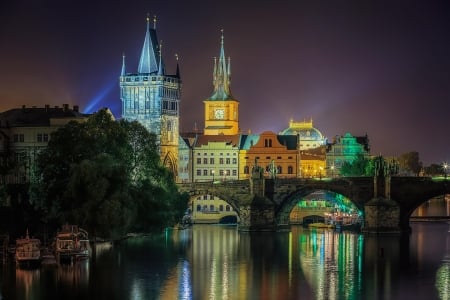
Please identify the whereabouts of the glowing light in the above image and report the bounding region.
[85,80,116,113]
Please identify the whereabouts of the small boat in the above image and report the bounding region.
[15,230,41,268]
[308,222,335,229]
[55,224,90,264]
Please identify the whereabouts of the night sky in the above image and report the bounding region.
[1,0,450,165]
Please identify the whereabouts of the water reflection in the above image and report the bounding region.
[15,268,40,299]
[1,223,450,300]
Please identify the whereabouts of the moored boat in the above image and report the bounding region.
[55,224,90,264]
[15,230,41,268]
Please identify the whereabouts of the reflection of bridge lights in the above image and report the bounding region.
[435,261,450,299]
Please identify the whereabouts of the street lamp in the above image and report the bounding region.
[443,162,448,180]
[212,170,215,183]
[331,165,335,178]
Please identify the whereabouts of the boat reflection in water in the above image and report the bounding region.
[15,268,41,299]
[57,260,90,289]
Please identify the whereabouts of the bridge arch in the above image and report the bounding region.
[275,187,363,226]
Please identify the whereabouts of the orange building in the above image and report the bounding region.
[239,131,298,179]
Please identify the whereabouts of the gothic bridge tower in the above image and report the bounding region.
[120,16,181,175]
[203,30,240,135]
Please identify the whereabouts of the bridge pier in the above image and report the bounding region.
[238,199,277,232]
[363,197,401,234]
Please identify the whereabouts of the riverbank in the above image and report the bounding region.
[410,216,450,222]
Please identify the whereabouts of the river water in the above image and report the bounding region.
[1,222,449,300]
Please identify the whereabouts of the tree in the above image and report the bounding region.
[32,109,188,237]
[339,154,373,176]
[423,164,444,177]
[398,151,422,176]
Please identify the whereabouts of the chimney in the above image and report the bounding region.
[73,105,79,112]
[45,104,50,112]
[63,104,69,111]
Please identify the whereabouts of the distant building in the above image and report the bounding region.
[299,146,327,178]
[326,133,370,176]
[279,119,327,150]
[119,16,181,176]
[0,104,89,185]
[239,131,298,179]
[203,31,239,136]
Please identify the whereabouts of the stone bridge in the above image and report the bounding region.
[178,169,449,233]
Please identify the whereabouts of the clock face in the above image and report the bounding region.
[215,109,224,119]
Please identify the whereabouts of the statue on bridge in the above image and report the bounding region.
[374,155,399,178]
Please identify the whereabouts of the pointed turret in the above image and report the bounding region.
[121,53,126,76]
[138,15,159,74]
[210,29,233,100]
[158,41,164,76]
[175,53,181,78]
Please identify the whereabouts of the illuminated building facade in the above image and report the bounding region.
[189,134,240,223]
[239,131,298,179]
[279,119,327,150]
[203,31,239,135]
[120,16,181,175]
[326,132,370,176]
[0,105,89,187]
[299,146,327,178]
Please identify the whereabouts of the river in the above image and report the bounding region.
[1,222,449,300]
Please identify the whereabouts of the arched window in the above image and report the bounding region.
[196,205,201,211]
[277,166,282,174]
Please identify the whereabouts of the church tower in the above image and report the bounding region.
[119,16,181,175]
[203,30,239,135]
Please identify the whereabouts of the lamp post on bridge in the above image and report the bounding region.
[443,162,448,180]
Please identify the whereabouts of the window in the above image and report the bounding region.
[37,134,42,142]
[196,205,201,211]
[226,205,231,211]
[197,158,201,164]
[43,133,48,142]
[232,158,237,164]
[219,158,224,164]
[264,139,272,147]
[203,158,208,164]
[196,169,201,176]
[210,205,214,211]
[226,158,230,164]
[203,195,208,200]
[288,166,293,174]
[203,170,208,176]
[244,166,250,174]
[219,205,224,211]
[210,158,214,164]
[232,170,237,176]
[277,166,282,174]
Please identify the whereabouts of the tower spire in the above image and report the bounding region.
[175,53,180,78]
[158,41,164,75]
[121,53,126,76]
[138,14,159,74]
[210,29,232,100]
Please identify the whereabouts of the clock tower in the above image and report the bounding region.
[203,31,239,135]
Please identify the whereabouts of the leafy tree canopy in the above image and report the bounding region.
[32,109,187,238]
